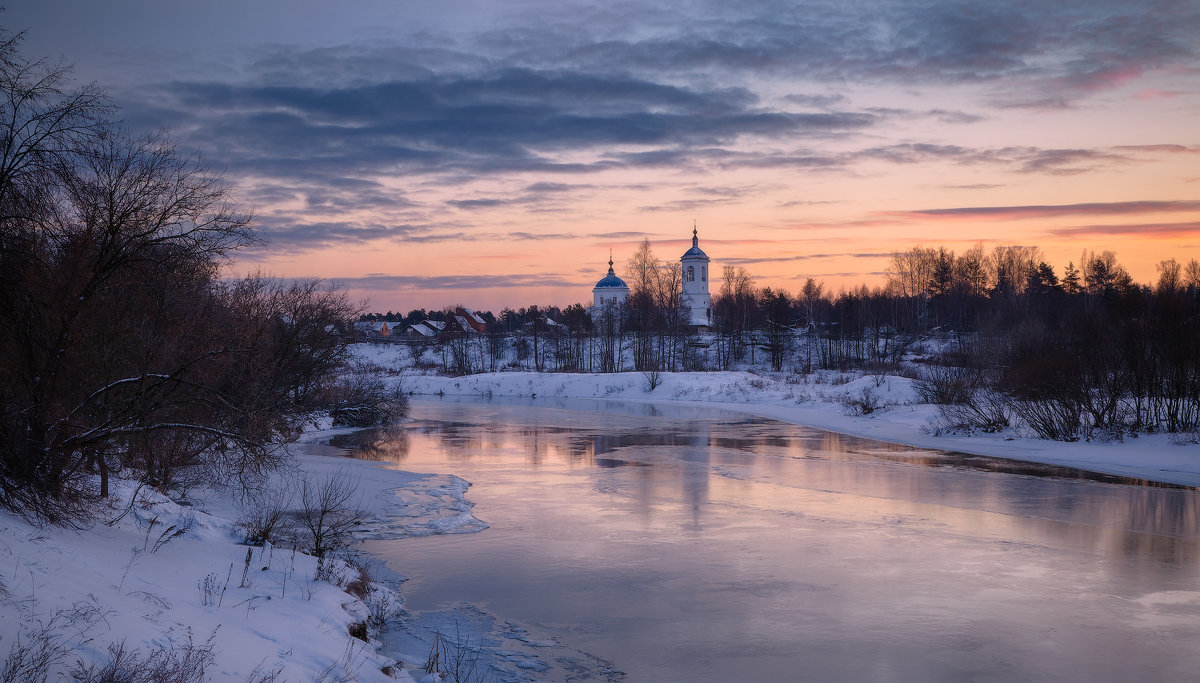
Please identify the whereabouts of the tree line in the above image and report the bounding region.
[393,241,1200,441]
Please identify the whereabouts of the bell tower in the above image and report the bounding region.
[680,223,711,327]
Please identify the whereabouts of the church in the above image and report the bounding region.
[592,227,712,328]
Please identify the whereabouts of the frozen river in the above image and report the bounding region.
[344,397,1200,681]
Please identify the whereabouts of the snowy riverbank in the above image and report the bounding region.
[392,367,1200,488]
[0,435,487,682]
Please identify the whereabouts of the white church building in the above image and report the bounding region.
[680,226,712,327]
[591,227,712,328]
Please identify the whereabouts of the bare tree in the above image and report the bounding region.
[0,28,108,217]
[798,278,825,372]
[1156,258,1182,295]
[627,239,659,370]
[886,246,936,328]
[1185,258,1200,292]
[988,245,1041,297]
[886,246,937,299]
[653,258,685,371]
[298,472,366,559]
[713,265,755,368]
[0,34,355,522]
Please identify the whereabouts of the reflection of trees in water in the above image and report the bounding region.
[1115,488,1200,569]
[365,407,1200,572]
[800,439,1200,570]
[417,421,488,461]
[331,426,411,464]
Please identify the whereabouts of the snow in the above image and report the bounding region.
[0,433,490,682]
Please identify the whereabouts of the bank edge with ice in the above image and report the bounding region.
[0,439,490,682]
[396,367,1200,488]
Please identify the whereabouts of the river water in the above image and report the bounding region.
[344,397,1200,682]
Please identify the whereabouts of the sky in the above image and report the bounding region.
[7,0,1200,313]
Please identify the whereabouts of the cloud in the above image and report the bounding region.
[97,0,1197,221]
[448,198,510,210]
[864,107,985,125]
[142,4,1196,200]
[882,200,1200,221]
[70,0,1199,271]
[787,270,888,280]
[523,181,591,193]
[851,144,1129,175]
[249,217,654,251]
[1047,222,1200,237]
[1016,149,1127,175]
[926,109,985,124]
[333,273,580,290]
[1114,144,1200,155]
[145,66,877,187]
[496,1,1200,107]
[778,199,842,208]
[588,231,647,240]
[1132,88,1192,100]
[255,221,421,249]
[719,252,890,266]
[637,197,742,213]
[782,93,849,109]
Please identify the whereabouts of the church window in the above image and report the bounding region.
[702,266,707,282]
[687,266,695,282]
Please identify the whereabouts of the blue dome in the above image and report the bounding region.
[594,255,629,290]
[594,270,628,289]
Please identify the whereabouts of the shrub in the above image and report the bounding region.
[1010,397,1085,441]
[937,388,1012,434]
[343,564,371,600]
[842,387,883,415]
[914,364,982,405]
[71,630,217,683]
[348,621,369,643]
[328,375,408,428]
[235,486,293,546]
[298,472,366,559]
[642,370,663,392]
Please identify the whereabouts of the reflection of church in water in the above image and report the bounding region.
[591,226,712,328]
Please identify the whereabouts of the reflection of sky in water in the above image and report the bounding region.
[353,398,1200,682]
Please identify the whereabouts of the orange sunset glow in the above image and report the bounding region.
[11,1,1199,313]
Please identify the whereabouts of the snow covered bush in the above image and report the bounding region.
[842,387,884,415]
